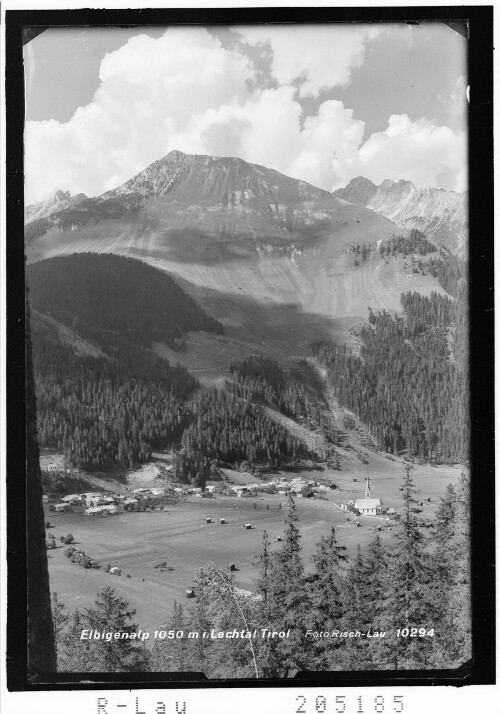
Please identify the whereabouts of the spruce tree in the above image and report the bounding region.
[263,494,313,676]
[51,592,69,668]
[381,466,433,669]
[447,472,471,664]
[309,527,347,668]
[81,587,149,671]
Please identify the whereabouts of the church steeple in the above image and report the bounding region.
[365,477,371,498]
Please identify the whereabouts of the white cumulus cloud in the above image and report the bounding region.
[24,26,467,205]
[236,24,379,97]
[355,114,467,192]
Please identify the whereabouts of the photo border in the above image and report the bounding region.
[5,4,495,692]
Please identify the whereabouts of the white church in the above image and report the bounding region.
[354,477,383,516]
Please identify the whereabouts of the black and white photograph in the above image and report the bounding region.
[3,7,495,698]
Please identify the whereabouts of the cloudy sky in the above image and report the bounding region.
[24,23,467,205]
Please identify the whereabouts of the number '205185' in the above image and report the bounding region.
[296,695,404,713]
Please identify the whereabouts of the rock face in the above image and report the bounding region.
[25,189,88,224]
[25,151,398,260]
[335,177,468,255]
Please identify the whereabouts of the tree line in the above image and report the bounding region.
[51,467,470,676]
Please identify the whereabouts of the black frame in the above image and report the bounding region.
[5,5,495,692]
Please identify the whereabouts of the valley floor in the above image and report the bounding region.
[44,457,463,636]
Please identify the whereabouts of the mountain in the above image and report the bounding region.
[25,189,88,224]
[335,177,468,255]
[25,152,450,376]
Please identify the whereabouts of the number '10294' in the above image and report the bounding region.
[295,694,404,713]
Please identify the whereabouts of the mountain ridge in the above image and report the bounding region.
[24,151,449,366]
[25,189,88,224]
[335,176,467,255]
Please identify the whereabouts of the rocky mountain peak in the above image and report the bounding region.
[25,189,88,225]
[335,175,467,254]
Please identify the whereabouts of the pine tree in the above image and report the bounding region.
[261,494,314,676]
[447,472,471,664]
[309,527,347,668]
[81,587,149,671]
[51,592,69,668]
[380,466,433,669]
[58,609,94,672]
[150,601,189,673]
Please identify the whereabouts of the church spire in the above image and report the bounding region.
[365,476,371,498]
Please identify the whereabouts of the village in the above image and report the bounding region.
[43,453,398,525]
[40,447,463,634]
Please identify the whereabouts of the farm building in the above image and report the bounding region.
[185,589,195,598]
[227,563,237,572]
[206,517,212,524]
[85,506,107,516]
[43,463,59,473]
[219,518,226,525]
[150,488,164,496]
[85,495,107,507]
[53,503,69,512]
[85,506,99,516]
[123,498,138,506]
[42,495,48,503]
[102,505,118,514]
[61,494,82,503]
[132,488,149,495]
[244,523,252,530]
[109,567,121,575]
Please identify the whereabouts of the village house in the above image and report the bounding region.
[132,488,150,497]
[85,506,105,516]
[53,503,69,512]
[61,494,82,503]
[102,504,118,514]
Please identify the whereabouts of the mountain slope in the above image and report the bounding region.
[27,253,223,350]
[25,152,449,367]
[25,189,88,224]
[335,177,467,255]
